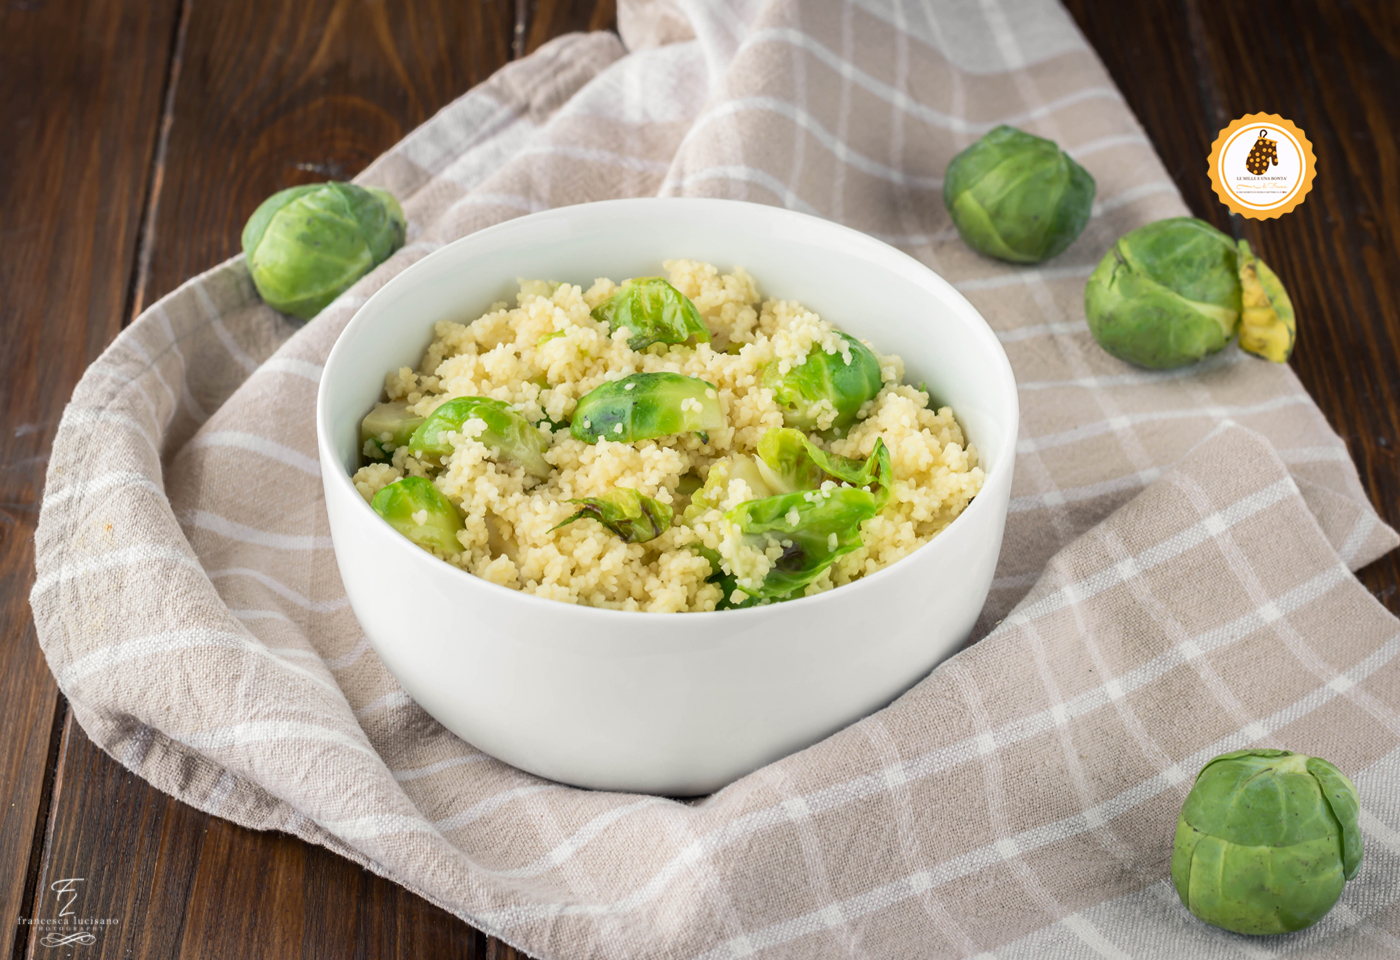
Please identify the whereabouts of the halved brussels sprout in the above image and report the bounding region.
[409,397,551,479]
[371,476,463,555]
[552,487,673,544]
[943,125,1096,264]
[1084,218,1242,369]
[721,487,878,601]
[1237,241,1296,363]
[762,333,882,432]
[242,182,406,320]
[591,277,711,351]
[571,372,723,444]
[359,401,425,461]
[755,428,891,509]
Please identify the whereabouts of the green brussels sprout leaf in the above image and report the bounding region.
[1171,749,1362,935]
[571,372,723,444]
[551,487,674,544]
[761,333,882,431]
[1085,217,1242,369]
[591,278,712,351]
[371,476,463,556]
[1237,241,1296,363]
[943,125,1096,264]
[242,182,406,320]
[1306,756,1363,880]
[721,487,878,600]
[756,428,892,509]
[409,397,551,479]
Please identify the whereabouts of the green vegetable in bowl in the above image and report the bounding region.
[722,487,879,601]
[1172,749,1362,935]
[552,487,673,544]
[360,401,425,461]
[761,333,882,432]
[1084,218,1243,369]
[242,182,406,320]
[572,372,724,444]
[591,277,711,351]
[756,428,891,508]
[409,397,551,479]
[371,477,463,556]
[943,125,1096,264]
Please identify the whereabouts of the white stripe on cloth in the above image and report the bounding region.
[1015,394,1314,456]
[352,690,414,720]
[42,471,164,506]
[31,543,204,598]
[175,719,380,761]
[741,27,1118,136]
[192,282,261,375]
[680,97,946,189]
[258,357,323,383]
[391,753,492,783]
[206,567,350,613]
[956,264,1096,292]
[667,166,823,215]
[182,510,335,550]
[56,627,342,699]
[62,407,160,453]
[188,431,321,476]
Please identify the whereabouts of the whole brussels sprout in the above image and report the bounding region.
[943,125,1096,264]
[1172,749,1362,935]
[242,182,406,320]
[1084,218,1243,369]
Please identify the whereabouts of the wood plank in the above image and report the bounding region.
[524,0,617,55]
[1189,0,1400,615]
[0,0,181,953]
[1064,0,1400,618]
[131,0,515,315]
[28,1,521,957]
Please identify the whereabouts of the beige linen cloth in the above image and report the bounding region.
[31,1,1400,957]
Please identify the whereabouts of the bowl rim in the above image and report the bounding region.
[316,196,1019,623]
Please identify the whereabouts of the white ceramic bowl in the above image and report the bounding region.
[318,198,1018,795]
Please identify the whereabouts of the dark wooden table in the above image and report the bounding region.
[3,1,1396,957]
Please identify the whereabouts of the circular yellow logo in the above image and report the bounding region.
[1208,114,1315,219]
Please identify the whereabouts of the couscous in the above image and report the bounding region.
[350,261,983,612]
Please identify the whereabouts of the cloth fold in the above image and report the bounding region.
[32,1,1400,957]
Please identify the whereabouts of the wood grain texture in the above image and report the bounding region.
[26,1,523,957]
[1062,0,1400,616]
[524,0,616,55]
[0,0,180,954]
[130,0,516,317]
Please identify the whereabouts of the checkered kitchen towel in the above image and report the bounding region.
[31,0,1400,957]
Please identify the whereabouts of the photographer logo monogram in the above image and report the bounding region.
[15,878,120,948]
